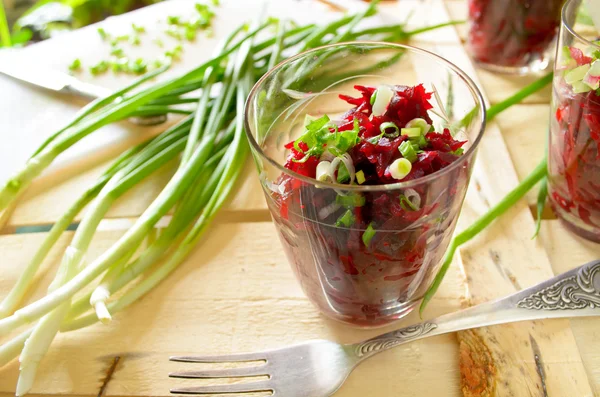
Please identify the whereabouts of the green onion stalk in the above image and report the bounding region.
[0,6,469,394]
[420,73,554,314]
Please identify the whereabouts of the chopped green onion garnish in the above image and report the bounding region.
[379,121,399,138]
[410,134,428,149]
[97,27,109,40]
[168,15,181,25]
[399,194,418,211]
[362,223,376,246]
[336,210,355,227]
[401,127,421,138]
[132,23,146,33]
[336,193,365,207]
[185,27,197,41]
[370,90,377,105]
[90,60,109,75]
[399,140,417,163]
[316,161,331,182]
[405,118,431,134]
[129,58,148,75]
[389,158,412,180]
[211,0,220,5]
[110,47,124,57]
[356,170,366,184]
[130,35,141,46]
[68,59,81,72]
[154,38,164,48]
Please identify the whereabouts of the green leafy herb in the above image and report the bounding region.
[337,162,350,183]
[166,26,183,40]
[129,58,148,75]
[335,210,355,227]
[130,35,141,46]
[362,223,377,246]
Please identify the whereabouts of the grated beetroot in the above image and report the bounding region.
[467,0,564,69]
[550,76,600,239]
[266,84,471,326]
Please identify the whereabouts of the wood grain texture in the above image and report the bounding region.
[0,223,466,396]
[427,9,595,396]
[0,0,598,396]
[539,221,600,396]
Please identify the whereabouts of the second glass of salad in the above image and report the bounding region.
[549,0,600,242]
[245,43,486,327]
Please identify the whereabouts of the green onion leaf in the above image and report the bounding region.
[335,210,355,227]
[370,89,378,105]
[336,193,365,207]
[401,127,421,137]
[356,170,366,184]
[399,140,417,163]
[362,223,376,246]
[68,59,82,72]
[380,121,399,138]
[532,176,548,239]
[399,194,418,211]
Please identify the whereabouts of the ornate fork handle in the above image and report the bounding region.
[351,259,600,360]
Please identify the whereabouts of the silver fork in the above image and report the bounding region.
[169,259,600,396]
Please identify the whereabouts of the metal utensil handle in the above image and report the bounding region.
[351,259,600,360]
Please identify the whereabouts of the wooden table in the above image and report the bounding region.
[0,0,598,396]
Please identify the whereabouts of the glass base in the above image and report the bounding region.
[474,57,550,76]
[557,214,600,243]
[550,202,600,243]
[319,299,419,329]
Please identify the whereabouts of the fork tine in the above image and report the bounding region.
[170,352,266,363]
[170,380,272,395]
[169,365,269,379]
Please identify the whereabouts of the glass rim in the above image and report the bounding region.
[562,0,600,50]
[244,41,487,192]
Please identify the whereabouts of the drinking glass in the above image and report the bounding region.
[467,0,565,74]
[548,0,600,242]
[245,42,486,327]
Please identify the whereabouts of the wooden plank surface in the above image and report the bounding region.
[0,223,466,396]
[0,0,599,396]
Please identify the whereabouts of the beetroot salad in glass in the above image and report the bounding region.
[467,0,564,73]
[270,84,470,326]
[549,44,600,241]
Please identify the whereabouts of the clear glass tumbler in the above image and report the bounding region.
[548,0,600,242]
[467,0,565,74]
[245,42,486,327]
